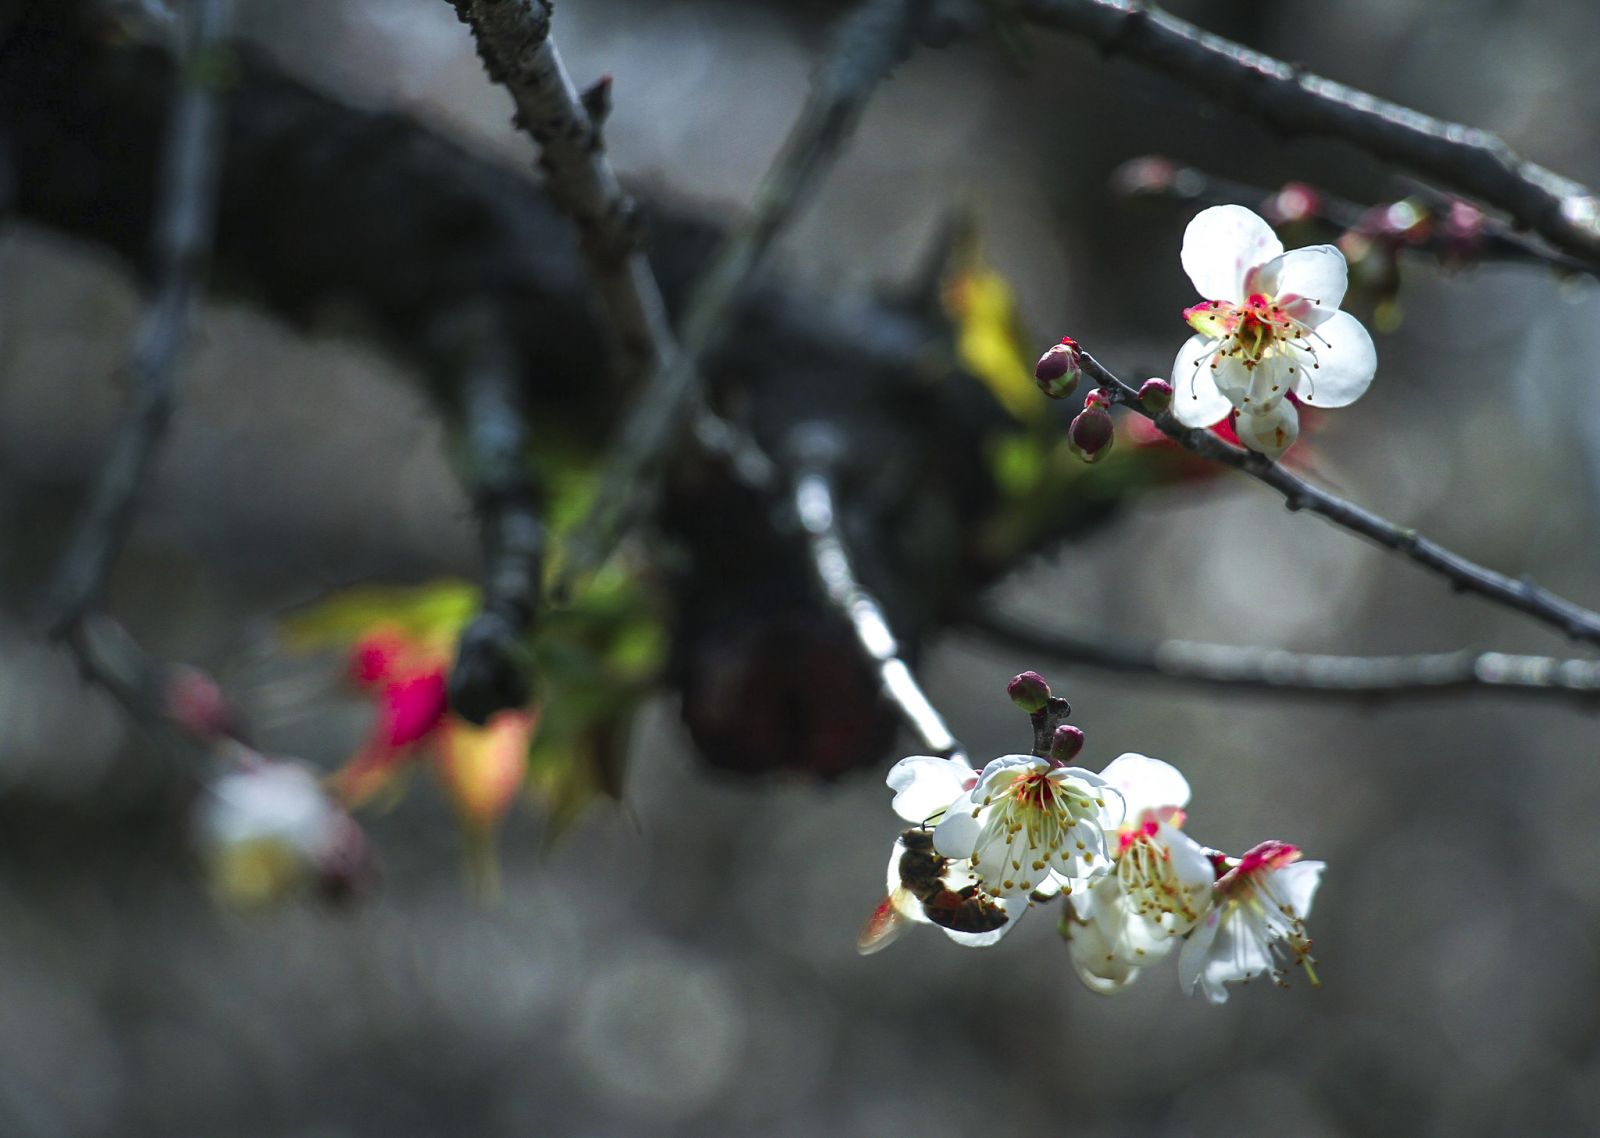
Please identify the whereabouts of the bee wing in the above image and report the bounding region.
[856,891,911,955]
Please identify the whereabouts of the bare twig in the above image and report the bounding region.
[1114,156,1594,276]
[792,463,965,761]
[445,0,772,597]
[554,0,926,586]
[974,611,1600,704]
[1077,349,1600,649]
[679,0,927,353]
[44,0,233,631]
[447,0,675,381]
[1015,0,1600,271]
[436,306,544,724]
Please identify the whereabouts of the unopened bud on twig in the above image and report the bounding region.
[165,666,237,741]
[1138,377,1173,414]
[1034,338,1082,400]
[1049,724,1085,764]
[1264,181,1321,225]
[1007,670,1051,713]
[1067,396,1114,463]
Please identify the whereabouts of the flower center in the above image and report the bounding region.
[970,769,1107,891]
[1116,824,1203,925]
[998,771,1098,843]
[1184,293,1303,370]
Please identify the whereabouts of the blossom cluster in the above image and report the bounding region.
[859,679,1323,1004]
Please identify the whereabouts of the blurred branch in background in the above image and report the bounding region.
[975,611,1600,704]
[436,305,545,723]
[44,0,233,633]
[40,0,248,758]
[548,0,927,591]
[446,0,943,727]
[1078,350,1600,648]
[1113,156,1596,276]
[1014,0,1600,274]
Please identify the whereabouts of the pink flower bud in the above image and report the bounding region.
[1049,724,1085,764]
[1264,182,1320,225]
[1111,156,1178,197]
[164,667,236,741]
[1067,401,1114,464]
[1035,339,1082,400]
[1138,377,1173,414]
[1006,671,1051,713]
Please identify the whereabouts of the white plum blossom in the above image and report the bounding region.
[867,736,1331,1009]
[1179,839,1324,1004]
[858,753,1016,953]
[934,755,1125,901]
[196,755,358,905]
[886,753,979,825]
[1171,204,1377,457]
[1065,753,1215,994]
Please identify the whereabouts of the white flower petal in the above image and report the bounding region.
[1162,825,1217,891]
[1069,918,1144,995]
[887,755,977,823]
[1178,909,1220,997]
[1170,334,1235,427]
[931,795,980,859]
[940,917,1016,949]
[1250,245,1348,326]
[1293,310,1376,407]
[1181,205,1283,302]
[971,824,1039,898]
[1234,399,1300,459]
[974,754,1041,791]
[1272,859,1325,918]
[1241,352,1293,412]
[1069,874,1178,994]
[1098,753,1190,819]
[1159,824,1219,936]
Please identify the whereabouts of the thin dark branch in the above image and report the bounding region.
[447,0,675,382]
[1015,0,1600,271]
[437,306,544,724]
[792,465,966,761]
[1114,156,1594,276]
[445,0,774,598]
[974,611,1600,704]
[43,0,232,631]
[63,614,246,769]
[679,0,928,352]
[1078,349,1600,649]
[555,0,926,588]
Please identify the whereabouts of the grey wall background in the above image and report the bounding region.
[3,1,1600,1134]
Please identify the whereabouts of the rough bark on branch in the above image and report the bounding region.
[1018,0,1600,271]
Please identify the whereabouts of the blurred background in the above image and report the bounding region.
[4,0,1600,1134]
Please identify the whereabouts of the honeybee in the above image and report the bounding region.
[857,828,1010,954]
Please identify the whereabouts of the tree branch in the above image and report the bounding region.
[974,611,1600,704]
[1015,0,1600,271]
[43,0,233,631]
[1077,349,1600,649]
[1114,156,1594,276]
[554,0,927,588]
[445,0,674,385]
[792,453,966,761]
[435,305,544,724]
